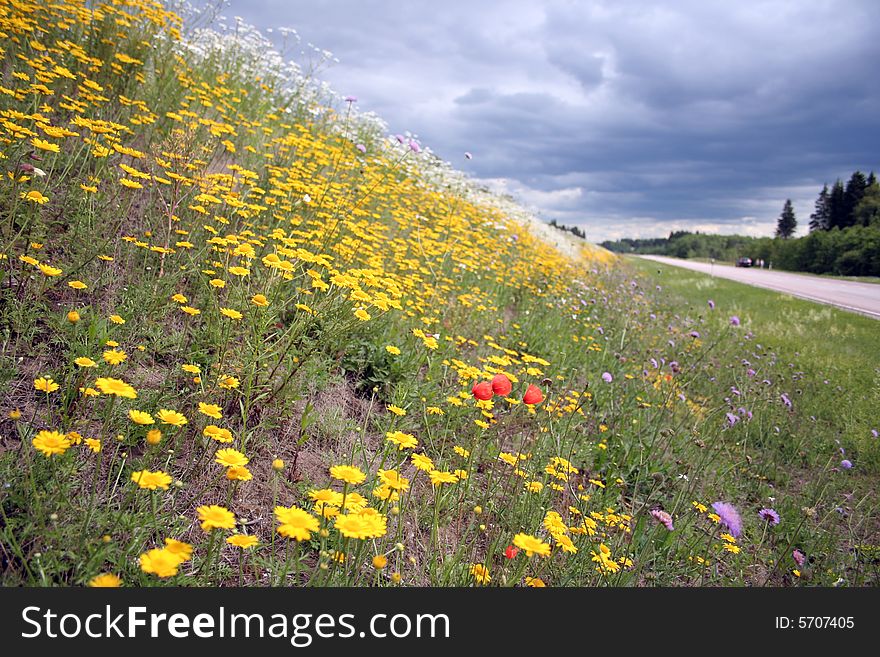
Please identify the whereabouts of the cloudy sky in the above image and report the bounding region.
[200,0,880,242]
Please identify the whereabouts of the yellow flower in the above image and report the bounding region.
[32,430,71,457]
[157,409,187,426]
[181,363,201,374]
[372,555,388,570]
[226,465,253,481]
[131,470,172,490]
[146,429,162,445]
[385,345,401,355]
[334,511,387,539]
[512,533,551,558]
[219,307,243,320]
[275,505,320,541]
[526,481,544,493]
[411,453,434,472]
[128,409,154,425]
[67,310,81,323]
[8,409,22,420]
[227,534,259,549]
[38,263,63,277]
[34,376,59,393]
[378,469,409,491]
[209,278,226,288]
[103,349,127,365]
[429,470,458,486]
[197,505,236,531]
[218,375,240,389]
[387,404,406,416]
[139,548,181,578]
[108,314,125,325]
[228,266,250,277]
[203,425,233,443]
[68,280,87,290]
[329,464,366,485]
[88,573,122,587]
[84,438,101,453]
[215,448,248,467]
[354,308,371,321]
[171,293,188,304]
[554,534,578,554]
[470,563,491,585]
[272,458,285,470]
[163,538,193,562]
[74,357,97,368]
[21,190,49,204]
[385,430,418,450]
[198,402,222,419]
[95,377,137,398]
[32,137,60,152]
[251,294,269,307]
[525,577,547,587]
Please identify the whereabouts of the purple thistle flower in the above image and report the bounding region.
[730,315,740,326]
[408,139,421,153]
[651,509,675,531]
[708,299,715,309]
[689,330,701,338]
[780,393,792,409]
[344,95,357,103]
[872,429,878,439]
[792,549,806,566]
[725,413,739,427]
[464,152,472,159]
[758,508,780,525]
[602,372,613,383]
[355,143,366,153]
[711,501,742,538]
[841,459,853,470]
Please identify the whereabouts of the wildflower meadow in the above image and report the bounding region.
[1,0,877,588]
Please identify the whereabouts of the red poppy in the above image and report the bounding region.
[523,384,543,405]
[472,381,494,401]
[504,545,519,559]
[491,373,512,396]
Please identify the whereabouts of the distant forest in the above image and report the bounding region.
[598,170,880,276]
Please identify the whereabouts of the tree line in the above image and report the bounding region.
[600,169,880,276]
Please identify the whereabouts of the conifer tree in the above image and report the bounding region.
[775,199,797,239]
[809,184,830,232]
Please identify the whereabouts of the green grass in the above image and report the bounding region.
[629,254,880,470]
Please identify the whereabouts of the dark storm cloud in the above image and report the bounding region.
[203,0,880,241]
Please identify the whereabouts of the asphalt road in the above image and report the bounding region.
[638,255,880,319]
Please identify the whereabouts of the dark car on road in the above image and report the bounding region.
[735,257,752,267]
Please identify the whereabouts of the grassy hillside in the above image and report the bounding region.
[0,1,876,587]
